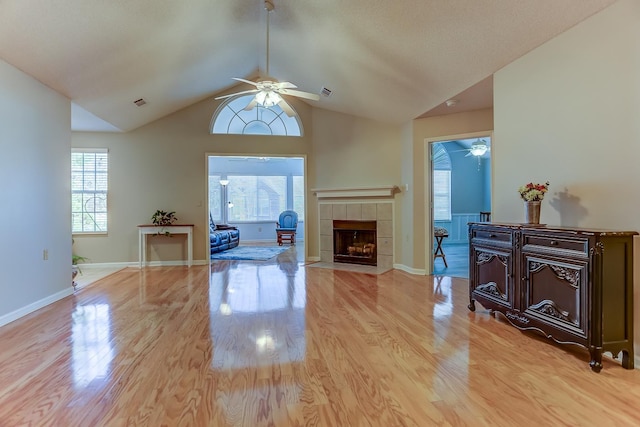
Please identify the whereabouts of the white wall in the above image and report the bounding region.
[0,59,71,325]
[494,0,639,228]
[493,0,640,363]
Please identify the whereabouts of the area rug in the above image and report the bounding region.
[210,245,291,261]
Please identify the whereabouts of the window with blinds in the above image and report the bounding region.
[227,175,287,222]
[432,143,452,221]
[72,149,108,233]
[208,175,222,222]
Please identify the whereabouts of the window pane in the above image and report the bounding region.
[293,175,305,219]
[208,175,222,222]
[72,150,108,233]
[433,170,451,221]
[228,175,286,221]
[211,94,303,136]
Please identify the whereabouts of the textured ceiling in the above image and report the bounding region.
[0,0,616,132]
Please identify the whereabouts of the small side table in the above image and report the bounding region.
[138,224,194,268]
[434,227,449,268]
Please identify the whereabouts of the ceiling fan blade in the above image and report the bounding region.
[232,77,259,87]
[214,89,259,100]
[276,81,298,89]
[280,88,320,101]
[277,98,296,117]
[243,97,259,111]
[465,152,473,157]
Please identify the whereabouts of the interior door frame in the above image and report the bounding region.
[424,131,493,274]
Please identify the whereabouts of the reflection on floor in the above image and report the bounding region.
[74,265,126,290]
[432,243,468,278]
[305,261,392,275]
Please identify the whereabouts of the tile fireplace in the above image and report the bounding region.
[318,199,394,270]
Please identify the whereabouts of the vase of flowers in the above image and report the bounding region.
[518,181,549,224]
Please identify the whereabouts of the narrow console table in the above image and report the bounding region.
[468,222,636,372]
[138,224,194,268]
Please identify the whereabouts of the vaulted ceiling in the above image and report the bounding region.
[0,0,616,132]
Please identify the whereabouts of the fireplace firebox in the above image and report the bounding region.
[333,220,377,266]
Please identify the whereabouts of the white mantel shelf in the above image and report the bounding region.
[311,186,399,199]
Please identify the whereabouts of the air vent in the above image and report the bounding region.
[133,98,147,107]
[320,87,332,98]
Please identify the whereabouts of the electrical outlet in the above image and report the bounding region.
[43,249,48,260]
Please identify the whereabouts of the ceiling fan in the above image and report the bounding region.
[214,0,319,117]
[461,138,491,157]
[449,138,491,171]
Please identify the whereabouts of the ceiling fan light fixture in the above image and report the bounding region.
[255,90,282,107]
[469,140,488,156]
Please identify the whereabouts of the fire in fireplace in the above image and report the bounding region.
[333,220,377,266]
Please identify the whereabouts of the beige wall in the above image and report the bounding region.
[71,100,404,265]
[309,108,403,260]
[493,0,640,363]
[409,109,494,272]
[0,59,71,324]
[72,96,313,263]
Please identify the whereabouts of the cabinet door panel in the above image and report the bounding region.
[472,247,513,309]
[522,255,588,339]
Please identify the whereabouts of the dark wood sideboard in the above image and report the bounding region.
[467,222,636,372]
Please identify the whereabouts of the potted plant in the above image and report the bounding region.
[151,210,178,236]
[71,237,89,289]
[72,254,89,290]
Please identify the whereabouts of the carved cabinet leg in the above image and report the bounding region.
[621,350,634,369]
[589,346,603,373]
[468,299,476,312]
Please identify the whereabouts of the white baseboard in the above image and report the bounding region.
[393,263,427,275]
[0,288,73,328]
[306,256,321,262]
[81,261,136,269]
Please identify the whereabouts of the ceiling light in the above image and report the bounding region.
[255,90,283,107]
[469,140,488,156]
[219,303,232,315]
[445,99,458,107]
[219,179,229,186]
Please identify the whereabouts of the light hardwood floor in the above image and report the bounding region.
[1,244,640,426]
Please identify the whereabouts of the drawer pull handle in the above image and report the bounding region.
[550,240,558,246]
[489,234,497,238]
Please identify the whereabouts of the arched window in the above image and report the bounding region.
[432,143,452,170]
[210,94,303,136]
[432,143,452,221]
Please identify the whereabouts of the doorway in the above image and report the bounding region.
[428,134,492,278]
[206,155,306,254]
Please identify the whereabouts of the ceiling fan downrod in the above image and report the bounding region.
[265,0,274,76]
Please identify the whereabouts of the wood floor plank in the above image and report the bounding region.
[1,246,640,426]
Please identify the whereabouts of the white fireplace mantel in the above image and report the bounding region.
[311,185,399,199]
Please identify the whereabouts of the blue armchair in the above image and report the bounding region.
[276,210,298,245]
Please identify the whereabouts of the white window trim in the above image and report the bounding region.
[72,148,109,235]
